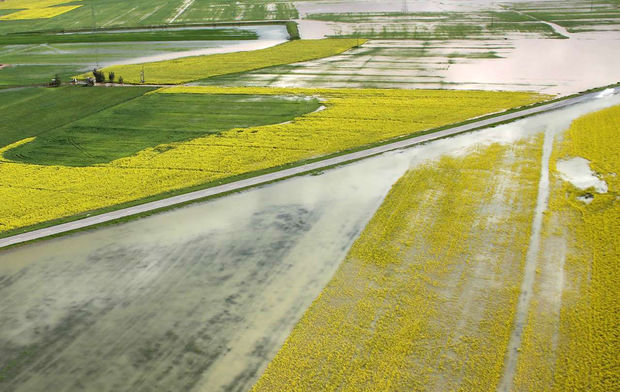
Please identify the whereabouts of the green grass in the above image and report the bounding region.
[486,21,567,39]
[0,39,259,86]
[0,28,258,45]
[511,0,620,32]
[5,91,320,166]
[286,21,300,40]
[0,86,154,147]
[0,64,86,86]
[178,1,298,23]
[0,0,299,35]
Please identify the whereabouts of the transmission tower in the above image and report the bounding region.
[402,0,408,14]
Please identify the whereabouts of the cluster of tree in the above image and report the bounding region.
[48,70,124,87]
[92,69,124,84]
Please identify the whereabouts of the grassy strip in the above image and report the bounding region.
[79,39,365,84]
[0,28,258,45]
[4,20,295,36]
[285,21,300,40]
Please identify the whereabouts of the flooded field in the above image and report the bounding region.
[0,25,287,85]
[198,33,620,95]
[1,90,618,391]
[187,0,620,95]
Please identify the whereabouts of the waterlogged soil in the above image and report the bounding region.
[261,1,620,95]
[204,34,620,95]
[0,154,409,392]
[1,91,619,392]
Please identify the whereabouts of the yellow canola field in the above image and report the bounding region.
[514,105,620,391]
[0,0,82,20]
[0,5,81,19]
[252,135,544,391]
[0,87,546,234]
[90,39,366,84]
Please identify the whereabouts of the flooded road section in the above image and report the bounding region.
[1,92,619,392]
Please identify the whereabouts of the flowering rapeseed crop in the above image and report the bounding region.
[0,87,546,233]
[88,39,365,84]
[0,0,82,20]
[514,104,620,391]
[251,136,544,391]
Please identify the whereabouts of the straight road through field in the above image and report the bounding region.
[0,87,617,249]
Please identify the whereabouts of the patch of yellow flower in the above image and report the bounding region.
[252,135,544,391]
[0,87,547,234]
[513,104,620,391]
[0,0,82,20]
[87,39,366,84]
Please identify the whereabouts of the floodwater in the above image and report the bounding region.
[0,25,288,71]
[105,25,288,66]
[556,157,609,193]
[288,0,620,95]
[1,91,619,392]
[445,34,620,95]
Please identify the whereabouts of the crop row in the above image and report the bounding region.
[252,135,544,391]
[513,104,619,391]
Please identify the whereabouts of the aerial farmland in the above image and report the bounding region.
[0,1,618,391]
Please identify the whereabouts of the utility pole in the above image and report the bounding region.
[91,5,99,69]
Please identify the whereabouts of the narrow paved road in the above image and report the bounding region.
[0,87,617,249]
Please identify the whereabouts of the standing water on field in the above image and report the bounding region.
[0,91,619,392]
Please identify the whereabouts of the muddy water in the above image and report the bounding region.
[1,91,619,392]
